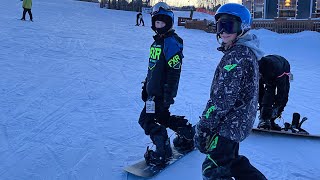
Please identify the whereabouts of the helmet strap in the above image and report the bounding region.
[216,34,222,45]
[237,29,245,38]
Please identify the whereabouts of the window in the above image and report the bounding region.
[278,0,297,18]
[242,0,253,16]
[253,0,264,18]
[312,0,320,18]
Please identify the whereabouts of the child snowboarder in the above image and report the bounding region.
[194,3,267,180]
[21,0,33,21]
[258,55,291,130]
[139,2,194,168]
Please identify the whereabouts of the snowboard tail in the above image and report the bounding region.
[124,147,194,178]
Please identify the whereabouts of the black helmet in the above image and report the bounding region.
[151,2,174,34]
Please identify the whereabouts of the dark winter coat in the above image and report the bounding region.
[145,30,183,106]
[196,33,261,142]
[258,55,290,120]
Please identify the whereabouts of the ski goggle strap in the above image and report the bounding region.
[152,2,171,15]
[216,19,241,35]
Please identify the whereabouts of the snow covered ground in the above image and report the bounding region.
[0,0,320,179]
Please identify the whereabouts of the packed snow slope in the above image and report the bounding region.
[0,0,319,179]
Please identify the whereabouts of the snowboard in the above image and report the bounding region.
[251,128,320,139]
[124,147,194,178]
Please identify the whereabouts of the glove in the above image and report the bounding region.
[155,109,171,127]
[194,124,216,154]
[163,84,174,108]
[163,95,174,108]
[141,80,148,102]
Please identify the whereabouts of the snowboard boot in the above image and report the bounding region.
[291,112,300,129]
[257,118,271,129]
[144,135,172,168]
[270,120,282,131]
[173,125,195,152]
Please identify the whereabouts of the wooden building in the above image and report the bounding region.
[243,0,320,19]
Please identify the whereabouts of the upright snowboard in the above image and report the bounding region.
[124,147,194,178]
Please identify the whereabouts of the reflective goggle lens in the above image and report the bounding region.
[216,20,241,34]
[152,3,171,15]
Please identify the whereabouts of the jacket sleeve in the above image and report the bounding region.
[260,82,276,119]
[163,37,183,101]
[258,78,265,108]
[199,52,254,129]
[274,76,290,113]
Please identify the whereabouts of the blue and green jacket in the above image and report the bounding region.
[145,30,183,105]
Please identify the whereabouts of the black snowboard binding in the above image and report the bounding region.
[144,136,172,168]
[257,118,271,130]
[283,112,309,134]
[270,119,282,131]
[173,124,195,152]
[160,115,195,152]
[144,147,167,168]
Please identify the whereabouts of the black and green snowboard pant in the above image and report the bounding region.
[202,135,267,180]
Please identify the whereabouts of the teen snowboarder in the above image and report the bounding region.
[194,3,267,180]
[138,2,194,168]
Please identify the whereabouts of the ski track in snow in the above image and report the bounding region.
[0,0,320,180]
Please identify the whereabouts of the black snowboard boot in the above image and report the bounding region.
[173,125,195,152]
[257,118,271,129]
[144,135,172,168]
[270,120,282,131]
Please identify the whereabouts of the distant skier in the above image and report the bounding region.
[258,55,291,130]
[139,2,194,168]
[21,0,33,21]
[194,3,267,180]
[135,12,144,26]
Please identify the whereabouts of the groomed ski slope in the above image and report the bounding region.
[0,0,320,179]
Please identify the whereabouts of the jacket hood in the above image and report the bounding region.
[235,33,264,60]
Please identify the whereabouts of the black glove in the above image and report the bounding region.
[194,124,216,154]
[141,80,148,102]
[163,84,174,108]
[155,108,171,127]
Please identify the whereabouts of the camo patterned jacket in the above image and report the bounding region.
[196,43,260,142]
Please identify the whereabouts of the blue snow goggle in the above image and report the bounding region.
[151,2,171,16]
[216,19,241,34]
